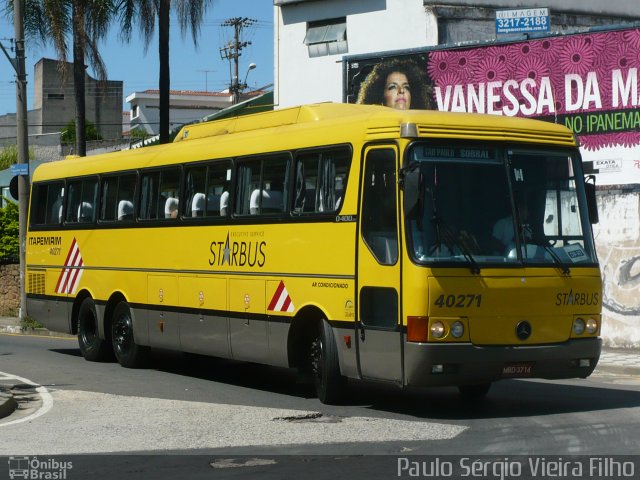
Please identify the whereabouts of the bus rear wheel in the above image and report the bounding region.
[310,319,345,404]
[77,297,112,362]
[111,301,149,368]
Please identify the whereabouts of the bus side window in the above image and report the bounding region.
[30,182,64,227]
[101,173,136,222]
[235,155,290,216]
[206,161,231,217]
[293,147,350,214]
[66,177,97,224]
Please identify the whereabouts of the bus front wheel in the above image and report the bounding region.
[111,301,149,368]
[77,297,112,362]
[310,319,345,404]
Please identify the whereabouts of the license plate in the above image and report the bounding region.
[502,362,534,377]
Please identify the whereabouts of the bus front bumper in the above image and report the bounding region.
[404,338,602,387]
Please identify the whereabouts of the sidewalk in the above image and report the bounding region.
[1,316,639,421]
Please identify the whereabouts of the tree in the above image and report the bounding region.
[12,0,115,157]
[0,143,35,170]
[118,0,213,144]
[61,119,102,145]
[0,200,19,263]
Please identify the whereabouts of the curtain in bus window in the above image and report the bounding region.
[294,160,306,213]
[319,158,335,212]
[235,165,253,215]
[65,182,79,223]
[100,177,118,221]
[139,173,158,220]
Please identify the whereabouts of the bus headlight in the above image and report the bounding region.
[430,321,446,339]
[573,318,586,335]
[450,321,464,338]
[585,317,598,334]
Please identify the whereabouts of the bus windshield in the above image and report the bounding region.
[405,142,597,269]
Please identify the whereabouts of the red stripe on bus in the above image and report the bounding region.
[268,281,286,311]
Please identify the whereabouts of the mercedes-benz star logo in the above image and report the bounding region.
[516,321,532,341]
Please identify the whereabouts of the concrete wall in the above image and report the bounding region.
[595,189,640,348]
[0,264,19,317]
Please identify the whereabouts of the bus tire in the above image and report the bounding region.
[310,319,345,404]
[77,297,112,362]
[111,301,149,368]
[458,383,491,400]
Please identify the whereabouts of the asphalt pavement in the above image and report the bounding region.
[1,315,639,421]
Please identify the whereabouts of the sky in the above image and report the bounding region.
[0,0,274,116]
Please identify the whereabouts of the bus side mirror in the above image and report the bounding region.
[585,175,599,224]
[402,166,421,217]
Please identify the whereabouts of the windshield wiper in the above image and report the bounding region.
[432,215,481,274]
[522,226,570,275]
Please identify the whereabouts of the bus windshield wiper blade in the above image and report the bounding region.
[523,226,570,275]
[539,242,570,275]
[432,216,481,274]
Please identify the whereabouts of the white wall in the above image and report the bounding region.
[275,0,438,108]
[594,191,640,348]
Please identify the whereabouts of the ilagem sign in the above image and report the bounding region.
[496,8,550,35]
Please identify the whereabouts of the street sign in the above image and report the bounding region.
[496,8,549,35]
[10,163,29,176]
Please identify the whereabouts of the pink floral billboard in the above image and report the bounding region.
[347,27,640,153]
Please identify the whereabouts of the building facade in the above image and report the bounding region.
[0,58,123,143]
[274,0,638,108]
[126,90,233,136]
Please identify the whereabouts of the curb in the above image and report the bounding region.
[0,387,17,420]
[0,325,75,338]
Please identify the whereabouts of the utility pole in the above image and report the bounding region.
[0,0,29,319]
[220,17,255,104]
[197,69,215,92]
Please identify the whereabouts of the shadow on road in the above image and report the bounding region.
[47,345,640,420]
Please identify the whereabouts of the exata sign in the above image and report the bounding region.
[346,27,640,185]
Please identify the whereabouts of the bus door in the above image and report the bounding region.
[356,146,402,383]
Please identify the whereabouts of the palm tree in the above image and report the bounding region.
[118,0,212,144]
[16,0,115,156]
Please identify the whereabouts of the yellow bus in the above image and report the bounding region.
[26,103,602,403]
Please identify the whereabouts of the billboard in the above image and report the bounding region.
[345,26,640,186]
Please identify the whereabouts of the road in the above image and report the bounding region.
[1,333,640,479]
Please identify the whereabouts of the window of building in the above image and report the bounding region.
[304,18,347,58]
[132,105,139,119]
[47,93,64,100]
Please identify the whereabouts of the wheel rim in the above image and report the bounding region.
[113,311,133,356]
[80,310,97,346]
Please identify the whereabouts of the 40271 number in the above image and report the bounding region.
[434,294,482,308]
